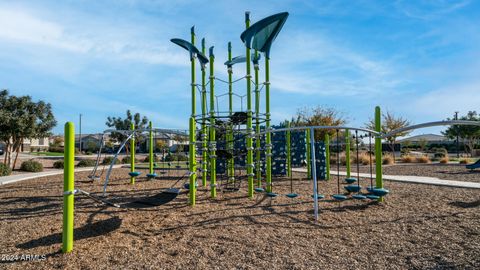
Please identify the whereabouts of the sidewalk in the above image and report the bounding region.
[293,168,480,189]
[0,165,124,185]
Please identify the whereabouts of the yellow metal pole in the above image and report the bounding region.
[62,122,75,253]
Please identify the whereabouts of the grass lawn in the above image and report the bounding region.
[30,151,64,157]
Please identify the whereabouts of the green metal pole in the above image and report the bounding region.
[265,56,272,192]
[325,133,330,181]
[191,26,196,118]
[62,122,74,253]
[286,121,291,177]
[209,46,217,198]
[189,117,197,206]
[201,38,208,187]
[188,26,197,205]
[227,42,234,183]
[130,123,135,184]
[245,12,254,198]
[345,129,351,178]
[306,129,311,179]
[149,121,153,176]
[254,49,261,186]
[375,106,384,202]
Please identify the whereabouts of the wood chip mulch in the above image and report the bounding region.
[0,167,479,269]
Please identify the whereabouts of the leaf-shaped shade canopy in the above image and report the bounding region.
[171,38,209,65]
[240,12,289,59]
[224,53,262,67]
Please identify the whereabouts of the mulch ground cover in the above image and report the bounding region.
[347,163,480,183]
[0,166,479,269]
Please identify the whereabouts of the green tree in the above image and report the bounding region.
[417,138,428,151]
[155,140,167,152]
[50,136,64,147]
[290,106,346,141]
[105,110,148,154]
[366,111,411,161]
[0,90,56,168]
[442,111,480,156]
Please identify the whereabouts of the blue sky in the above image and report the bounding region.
[1,0,479,136]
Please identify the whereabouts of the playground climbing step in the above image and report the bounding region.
[0,165,124,186]
[292,168,480,189]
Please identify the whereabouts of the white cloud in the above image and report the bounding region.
[394,0,471,20]
[0,7,89,53]
[0,6,188,67]
[268,31,400,96]
[409,81,480,119]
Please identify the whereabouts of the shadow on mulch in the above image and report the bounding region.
[124,192,178,208]
[449,200,480,208]
[437,170,480,175]
[16,216,122,250]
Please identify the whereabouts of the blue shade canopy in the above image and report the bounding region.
[240,12,289,58]
[224,53,261,67]
[171,38,209,65]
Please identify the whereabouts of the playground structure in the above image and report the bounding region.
[83,122,191,196]
[171,12,290,205]
[59,10,480,254]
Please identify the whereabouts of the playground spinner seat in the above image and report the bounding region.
[345,177,357,184]
[128,171,142,177]
[332,194,347,201]
[344,185,361,193]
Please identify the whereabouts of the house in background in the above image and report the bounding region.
[76,134,104,151]
[145,130,188,153]
[397,134,456,151]
[22,137,50,152]
[398,134,452,147]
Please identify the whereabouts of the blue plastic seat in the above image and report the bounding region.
[128,171,141,177]
[286,193,298,198]
[254,187,265,193]
[345,177,357,184]
[311,194,325,199]
[266,192,278,198]
[344,185,361,193]
[352,194,367,200]
[146,173,158,178]
[371,188,389,197]
[365,186,375,193]
[366,194,380,200]
[332,194,347,201]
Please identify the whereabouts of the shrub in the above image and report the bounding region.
[121,156,140,164]
[48,146,64,153]
[53,160,64,169]
[416,155,431,163]
[382,153,394,165]
[439,156,449,164]
[20,160,43,172]
[143,155,160,163]
[102,157,120,165]
[400,148,410,156]
[352,152,371,165]
[433,150,448,158]
[0,163,12,176]
[459,158,471,164]
[165,154,188,162]
[401,155,416,163]
[76,159,96,167]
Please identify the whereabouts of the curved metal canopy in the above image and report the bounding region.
[171,38,209,65]
[381,120,480,139]
[240,12,289,58]
[224,53,261,67]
